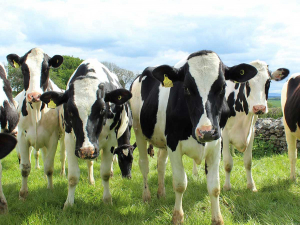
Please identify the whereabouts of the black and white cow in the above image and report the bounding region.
[7,48,64,200]
[130,50,258,225]
[40,59,132,208]
[281,73,300,180]
[221,60,289,191]
[0,62,19,213]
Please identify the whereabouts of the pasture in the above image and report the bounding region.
[1,135,300,225]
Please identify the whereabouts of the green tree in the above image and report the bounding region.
[5,63,23,95]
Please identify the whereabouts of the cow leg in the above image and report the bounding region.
[0,162,8,214]
[243,128,257,192]
[222,129,233,191]
[286,129,297,180]
[157,148,168,198]
[64,133,79,209]
[136,131,151,202]
[60,136,66,176]
[87,160,95,185]
[100,147,114,204]
[19,137,31,200]
[193,160,198,176]
[168,148,186,225]
[206,140,223,225]
[33,147,40,169]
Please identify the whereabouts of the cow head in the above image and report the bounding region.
[7,48,63,103]
[241,60,289,115]
[40,77,132,159]
[111,143,136,179]
[153,50,258,143]
[0,133,17,159]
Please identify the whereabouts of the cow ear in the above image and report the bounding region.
[0,133,17,159]
[40,90,69,108]
[104,89,132,105]
[7,54,21,68]
[270,68,289,81]
[152,65,183,88]
[225,63,258,83]
[49,55,64,68]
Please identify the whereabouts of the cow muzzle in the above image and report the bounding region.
[253,105,266,115]
[27,92,42,103]
[196,125,218,142]
[76,147,99,159]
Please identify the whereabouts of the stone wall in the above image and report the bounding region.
[254,118,300,153]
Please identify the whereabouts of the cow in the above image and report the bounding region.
[39,59,132,208]
[191,60,289,191]
[0,62,19,213]
[281,73,300,180]
[7,48,64,200]
[130,50,258,225]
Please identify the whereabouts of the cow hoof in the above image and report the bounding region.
[172,209,184,225]
[110,171,114,178]
[63,202,73,210]
[103,196,112,205]
[89,179,95,185]
[212,218,224,225]
[223,185,231,191]
[0,199,8,214]
[60,171,66,177]
[19,190,28,200]
[157,187,166,199]
[143,189,151,202]
[247,184,257,192]
[290,175,296,181]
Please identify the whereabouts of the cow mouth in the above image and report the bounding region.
[75,149,99,160]
[197,130,219,143]
[254,111,265,115]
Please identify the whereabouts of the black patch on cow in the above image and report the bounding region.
[140,68,160,140]
[227,92,236,118]
[234,83,239,89]
[21,98,28,116]
[284,76,300,132]
[235,83,249,114]
[265,79,271,100]
[110,105,122,130]
[63,103,72,133]
[68,63,92,85]
[246,81,251,97]
[40,102,45,111]
[188,50,214,60]
[205,161,208,175]
[40,54,51,91]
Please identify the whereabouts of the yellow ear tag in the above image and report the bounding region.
[13,60,19,68]
[163,74,173,87]
[57,59,59,64]
[240,70,245,75]
[118,96,122,100]
[48,100,56,109]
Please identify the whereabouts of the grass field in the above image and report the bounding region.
[1,137,300,224]
[268,98,281,108]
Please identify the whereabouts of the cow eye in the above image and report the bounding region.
[184,87,191,95]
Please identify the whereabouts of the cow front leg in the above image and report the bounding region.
[100,147,114,204]
[286,129,297,180]
[168,148,186,225]
[136,131,150,202]
[243,129,257,192]
[19,138,31,200]
[157,148,168,198]
[0,162,8,214]
[222,129,233,191]
[206,140,223,225]
[87,160,95,185]
[64,133,79,209]
[33,147,40,169]
[60,136,66,176]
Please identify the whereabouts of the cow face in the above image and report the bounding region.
[153,50,258,143]
[243,60,289,115]
[40,77,132,160]
[7,48,63,103]
[112,143,136,179]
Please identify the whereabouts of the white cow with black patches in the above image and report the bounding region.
[130,50,258,225]
[40,59,132,208]
[0,62,18,213]
[7,48,64,200]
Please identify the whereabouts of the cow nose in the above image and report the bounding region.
[79,147,95,159]
[196,125,213,138]
[27,92,41,103]
[253,105,266,114]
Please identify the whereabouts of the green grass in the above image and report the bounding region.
[268,99,281,108]
[1,138,300,225]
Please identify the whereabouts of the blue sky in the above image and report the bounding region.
[1,0,299,94]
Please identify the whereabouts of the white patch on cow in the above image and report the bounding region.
[174,55,188,69]
[0,79,8,108]
[188,53,220,129]
[73,78,100,148]
[117,106,129,138]
[122,149,129,156]
[25,48,44,95]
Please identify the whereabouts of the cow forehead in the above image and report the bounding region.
[25,48,45,73]
[187,53,221,95]
[249,60,270,85]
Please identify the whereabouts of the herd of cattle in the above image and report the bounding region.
[0,47,299,224]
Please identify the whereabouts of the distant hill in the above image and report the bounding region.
[269,93,281,97]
